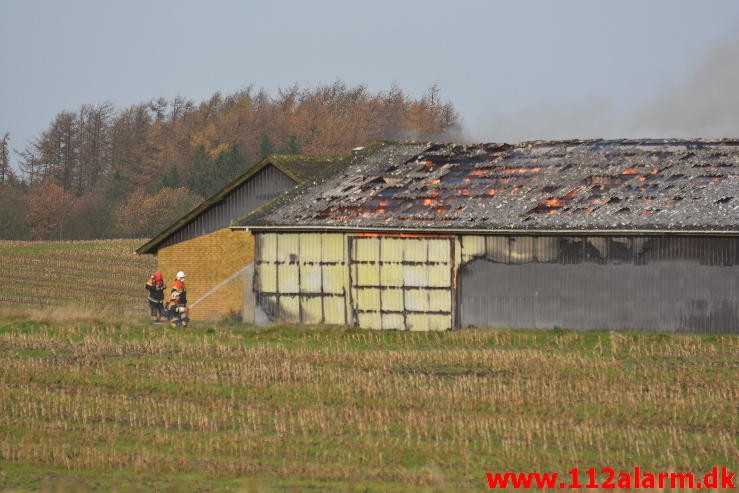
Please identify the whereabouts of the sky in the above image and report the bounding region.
[2,0,739,170]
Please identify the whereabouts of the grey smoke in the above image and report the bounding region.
[634,34,739,138]
[472,32,739,143]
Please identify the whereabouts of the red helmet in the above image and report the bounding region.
[153,271,163,282]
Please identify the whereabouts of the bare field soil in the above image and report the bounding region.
[0,318,736,492]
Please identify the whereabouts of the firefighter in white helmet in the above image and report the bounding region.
[166,271,189,327]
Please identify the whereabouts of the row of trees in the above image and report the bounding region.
[1,82,459,240]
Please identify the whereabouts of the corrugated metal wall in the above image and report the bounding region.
[255,233,349,325]
[349,236,454,331]
[253,232,737,333]
[458,235,738,333]
[158,165,296,250]
[253,232,456,330]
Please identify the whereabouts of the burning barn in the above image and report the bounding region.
[137,154,337,320]
[236,140,738,333]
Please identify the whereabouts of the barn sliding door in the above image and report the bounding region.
[349,235,454,331]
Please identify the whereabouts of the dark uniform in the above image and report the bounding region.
[145,272,166,321]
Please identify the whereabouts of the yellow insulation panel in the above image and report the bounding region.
[300,296,323,324]
[258,263,277,293]
[404,289,430,312]
[428,290,452,312]
[299,264,322,293]
[403,239,427,262]
[278,264,299,293]
[259,234,277,262]
[298,234,322,262]
[278,295,299,321]
[322,265,345,294]
[427,239,451,262]
[381,289,404,312]
[380,264,404,286]
[357,312,382,330]
[382,313,405,330]
[323,297,345,325]
[461,235,486,262]
[427,264,451,288]
[355,236,379,261]
[355,288,381,309]
[356,263,380,286]
[277,234,300,262]
[380,237,404,262]
[321,234,345,262]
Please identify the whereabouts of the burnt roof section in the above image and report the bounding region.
[137,154,339,254]
[238,139,739,232]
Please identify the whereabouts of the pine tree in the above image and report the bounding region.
[259,134,275,158]
[281,134,300,154]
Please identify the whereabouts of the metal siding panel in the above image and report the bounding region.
[356,263,380,286]
[357,312,382,330]
[322,265,345,294]
[380,288,404,312]
[405,288,429,312]
[355,236,379,261]
[278,264,299,293]
[428,289,452,312]
[356,288,381,309]
[380,237,404,262]
[258,263,277,293]
[321,234,345,262]
[428,239,451,262]
[323,297,345,325]
[300,264,322,293]
[403,265,428,287]
[460,235,739,333]
[260,234,277,262]
[427,264,451,287]
[380,264,404,286]
[277,233,300,262]
[426,314,452,331]
[301,296,323,324]
[406,314,431,331]
[300,234,322,263]
[403,239,427,262]
[461,235,486,262]
[279,295,300,322]
[382,313,405,330]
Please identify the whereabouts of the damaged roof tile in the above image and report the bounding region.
[238,139,739,232]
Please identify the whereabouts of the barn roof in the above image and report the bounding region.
[237,139,739,233]
[137,154,339,254]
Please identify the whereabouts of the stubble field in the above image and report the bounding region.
[0,240,735,492]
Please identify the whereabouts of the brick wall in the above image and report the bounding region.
[157,228,254,321]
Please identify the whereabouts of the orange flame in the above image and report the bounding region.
[621,167,639,175]
[423,198,438,206]
[486,188,500,195]
[540,198,566,207]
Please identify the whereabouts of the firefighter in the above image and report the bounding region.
[166,271,189,327]
[145,271,166,321]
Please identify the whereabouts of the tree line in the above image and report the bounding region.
[0,82,459,240]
